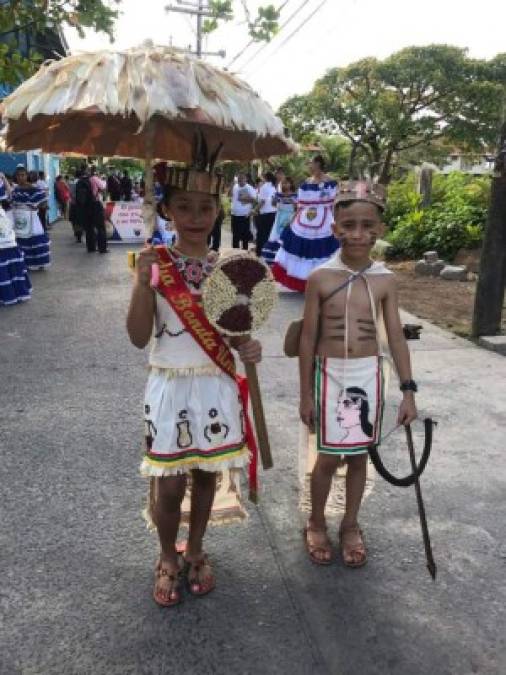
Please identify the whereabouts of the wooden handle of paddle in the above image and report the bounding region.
[244,361,273,470]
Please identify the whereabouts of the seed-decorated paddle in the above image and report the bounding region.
[202,251,277,469]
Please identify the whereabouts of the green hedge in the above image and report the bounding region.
[385,172,490,260]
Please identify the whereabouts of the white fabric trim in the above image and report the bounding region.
[274,248,334,280]
[0,256,24,266]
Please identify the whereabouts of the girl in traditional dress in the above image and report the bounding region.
[11,166,51,270]
[272,155,339,292]
[261,176,297,265]
[127,165,261,608]
[0,204,32,306]
[0,171,12,209]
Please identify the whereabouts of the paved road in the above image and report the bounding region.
[1,223,505,675]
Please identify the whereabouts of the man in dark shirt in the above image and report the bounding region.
[120,170,133,201]
[107,169,122,201]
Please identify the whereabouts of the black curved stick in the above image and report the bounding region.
[406,424,437,580]
[368,418,433,487]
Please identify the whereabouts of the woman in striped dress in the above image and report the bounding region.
[11,166,51,270]
[0,204,32,306]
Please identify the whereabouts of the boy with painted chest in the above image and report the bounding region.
[299,181,417,567]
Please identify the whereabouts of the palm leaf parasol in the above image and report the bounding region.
[1,44,293,471]
[0,43,295,161]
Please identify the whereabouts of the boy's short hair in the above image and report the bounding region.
[334,200,384,218]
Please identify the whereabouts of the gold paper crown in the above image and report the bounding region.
[336,180,387,211]
[165,131,224,196]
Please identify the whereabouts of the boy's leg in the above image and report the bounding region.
[342,453,368,528]
[231,216,240,248]
[308,453,341,562]
[186,469,217,593]
[340,454,368,566]
[310,453,342,527]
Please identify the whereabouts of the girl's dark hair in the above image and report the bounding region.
[284,176,296,192]
[162,184,219,206]
[346,387,373,437]
[55,175,62,181]
[312,154,326,171]
[264,171,276,186]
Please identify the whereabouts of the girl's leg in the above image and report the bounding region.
[186,469,218,594]
[187,469,217,556]
[152,475,187,604]
[154,475,187,563]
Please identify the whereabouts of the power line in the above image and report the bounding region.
[243,0,328,77]
[226,0,300,71]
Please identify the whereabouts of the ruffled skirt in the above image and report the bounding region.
[17,234,51,270]
[0,246,32,306]
[272,217,339,292]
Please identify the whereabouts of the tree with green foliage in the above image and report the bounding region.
[0,0,120,87]
[268,134,351,185]
[201,1,280,42]
[279,45,505,184]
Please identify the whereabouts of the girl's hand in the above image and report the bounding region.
[397,395,417,426]
[300,396,315,433]
[136,245,159,288]
[236,338,262,364]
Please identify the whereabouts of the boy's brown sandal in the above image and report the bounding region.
[303,525,334,565]
[339,524,367,568]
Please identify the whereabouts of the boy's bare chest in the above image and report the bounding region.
[317,274,387,357]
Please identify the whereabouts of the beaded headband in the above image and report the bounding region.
[336,180,387,211]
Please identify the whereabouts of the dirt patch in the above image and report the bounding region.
[390,261,506,337]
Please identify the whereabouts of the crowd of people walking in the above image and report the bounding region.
[1,153,340,308]
[0,163,142,307]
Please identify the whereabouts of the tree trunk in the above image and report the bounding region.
[348,143,358,179]
[472,175,506,336]
[378,147,394,185]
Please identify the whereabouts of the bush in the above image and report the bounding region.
[385,172,490,260]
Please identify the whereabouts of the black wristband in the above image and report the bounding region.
[400,380,418,393]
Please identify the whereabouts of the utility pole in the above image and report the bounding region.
[165,0,226,58]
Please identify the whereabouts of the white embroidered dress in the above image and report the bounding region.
[140,252,248,477]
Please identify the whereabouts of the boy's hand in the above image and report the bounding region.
[236,338,262,364]
[136,245,159,288]
[397,394,417,426]
[300,396,315,433]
